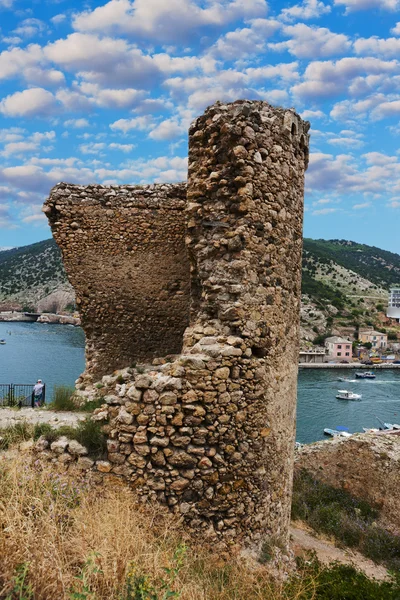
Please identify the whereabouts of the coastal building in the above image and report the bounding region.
[359,330,387,350]
[299,349,326,363]
[387,286,400,322]
[325,336,352,359]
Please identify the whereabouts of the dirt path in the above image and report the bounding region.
[290,522,390,581]
[0,407,87,429]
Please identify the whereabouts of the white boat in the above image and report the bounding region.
[0,339,5,345]
[336,389,362,400]
[324,428,352,438]
[355,372,376,379]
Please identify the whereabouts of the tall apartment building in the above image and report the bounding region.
[387,286,400,322]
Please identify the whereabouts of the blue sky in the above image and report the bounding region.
[0,0,400,252]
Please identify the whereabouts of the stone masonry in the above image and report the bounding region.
[44,184,190,377]
[44,100,309,547]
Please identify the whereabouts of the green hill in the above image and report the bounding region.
[0,239,73,312]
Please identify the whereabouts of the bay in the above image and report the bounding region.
[1,322,399,443]
[296,368,400,444]
[0,322,85,402]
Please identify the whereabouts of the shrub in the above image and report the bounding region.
[50,385,77,411]
[74,418,107,459]
[33,423,53,440]
[0,421,32,450]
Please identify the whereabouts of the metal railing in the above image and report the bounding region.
[0,384,46,408]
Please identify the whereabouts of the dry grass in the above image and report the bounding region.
[0,454,320,600]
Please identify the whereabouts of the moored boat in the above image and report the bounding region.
[336,389,362,400]
[324,428,352,438]
[355,372,376,379]
[0,339,5,345]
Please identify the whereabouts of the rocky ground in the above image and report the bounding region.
[0,407,86,429]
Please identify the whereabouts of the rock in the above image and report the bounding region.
[68,440,88,456]
[96,460,112,473]
[135,375,153,389]
[117,408,134,425]
[214,367,230,380]
[168,451,197,468]
[159,392,177,405]
[170,478,190,491]
[35,437,49,451]
[126,386,142,401]
[77,457,95,470]
[150,436,170,447]
[133,431,148,444]
[50,437,69,455]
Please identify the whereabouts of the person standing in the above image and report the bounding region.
[33,379,44,407]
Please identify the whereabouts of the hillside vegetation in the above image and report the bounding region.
[0,239,73,313]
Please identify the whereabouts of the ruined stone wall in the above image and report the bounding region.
[44,100,309,548]
[44,184,190,378]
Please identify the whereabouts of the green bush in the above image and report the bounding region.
[33,423,53,440]
[50,385,77,411]
[286,557,400,600]
[74,418,107,459]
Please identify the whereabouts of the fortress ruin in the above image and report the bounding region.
[44,100,309,547]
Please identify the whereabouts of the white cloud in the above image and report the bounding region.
[208,20,280,61]
[148,119,185,140]
[392,22,400,35]
[280,0,331,22]
[2,142,39,156]
[13,18,47,39]
[363,152,398,166]
[271,24,351,59]
[312,207,339,215]
[51,14,67,25]
[0,88,59,117]
[0,0,14,7]
[307,151,400,197]
[76,83,147,108]
[0,44,65,86]
[109,143,135,152]
[79,143,106,154]
[110,116,154,133]
[301,109,325,119]
[72,0,268,43]
[371,99,400,120]
[64,118,90,129]
[334,0,399,11]
[292,57,399,100]
[45,33,160,88]
[354,36,400,58]
[352,202,371,209]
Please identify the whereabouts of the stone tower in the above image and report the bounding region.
[44,100,309,547]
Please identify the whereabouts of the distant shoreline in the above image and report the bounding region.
[299,363,400,369]
[0,311,80,327]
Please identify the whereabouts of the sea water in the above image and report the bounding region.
[1,322,399,442]
[0,322,85,402]
[296,368,400,443]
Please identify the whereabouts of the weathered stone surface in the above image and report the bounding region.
[44,184,190,380]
